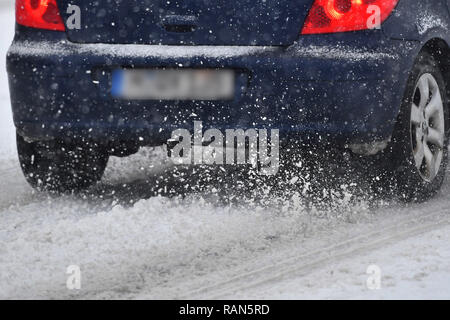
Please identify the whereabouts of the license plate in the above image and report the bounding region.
[111,69,235,100]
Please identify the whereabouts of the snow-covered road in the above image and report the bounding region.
[1,4,450,300]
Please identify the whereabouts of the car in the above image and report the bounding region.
[6,0,450,201]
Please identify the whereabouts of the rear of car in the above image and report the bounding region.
[8,0,409,144]
[6,0,450,201]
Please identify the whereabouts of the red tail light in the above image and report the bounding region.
[301,0,399,34]
[16,0,65,31]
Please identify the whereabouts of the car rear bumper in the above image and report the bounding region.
[7,28,417,147]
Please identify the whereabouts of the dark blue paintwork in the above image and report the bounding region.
[6,0,450,148]
[56,0,312,45]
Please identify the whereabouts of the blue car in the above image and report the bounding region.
[6,0,450,201]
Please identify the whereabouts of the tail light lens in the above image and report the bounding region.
[301,0,399,34]
[16,0,65,31]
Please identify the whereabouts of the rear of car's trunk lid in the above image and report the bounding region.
[57,0,313,46]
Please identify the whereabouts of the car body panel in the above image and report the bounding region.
[383,0,450,42]
[56,0,312,46]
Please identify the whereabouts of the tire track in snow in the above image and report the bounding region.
[179,207,450,299]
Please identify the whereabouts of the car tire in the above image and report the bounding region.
[386,51,449,202]
[17,133,109,193]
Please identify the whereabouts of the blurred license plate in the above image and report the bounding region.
[112,69,235,100]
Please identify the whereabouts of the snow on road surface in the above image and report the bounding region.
[1,4,450,300]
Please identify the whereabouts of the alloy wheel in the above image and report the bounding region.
[410,73,445,182]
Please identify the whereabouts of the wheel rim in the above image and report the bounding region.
[410,73,445,183]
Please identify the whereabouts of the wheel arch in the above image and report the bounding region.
[383,38,450,155]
